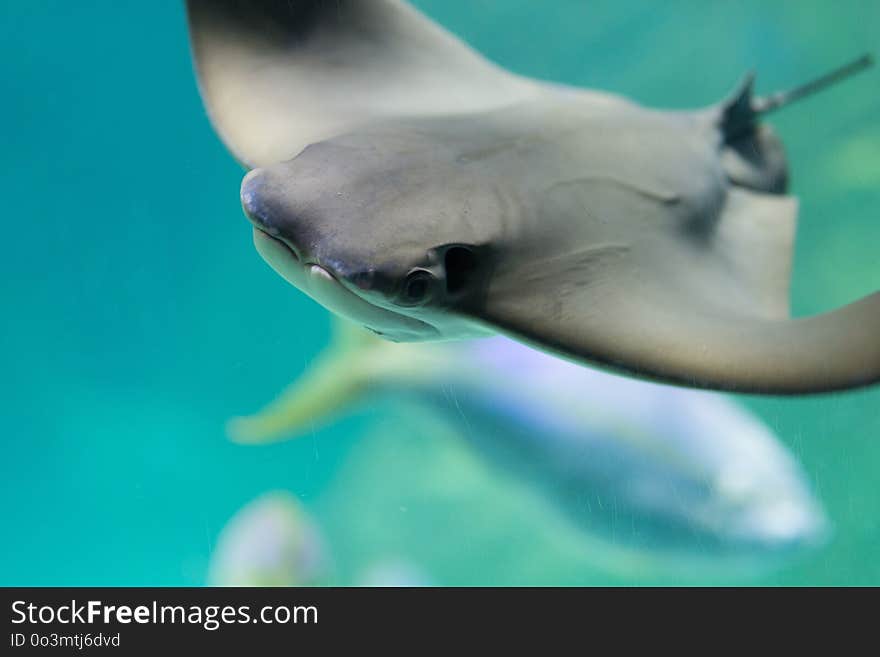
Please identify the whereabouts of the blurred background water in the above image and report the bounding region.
[1,0,878,586]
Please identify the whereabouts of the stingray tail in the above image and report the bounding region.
[226,319,388,444]
[721,53,874,141]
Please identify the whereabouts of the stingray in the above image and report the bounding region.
[185,0,878,394]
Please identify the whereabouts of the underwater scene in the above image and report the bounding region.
[2,1,878,586]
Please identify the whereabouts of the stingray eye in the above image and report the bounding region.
[400,269,435,306]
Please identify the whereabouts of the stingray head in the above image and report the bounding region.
[241,134,500,341]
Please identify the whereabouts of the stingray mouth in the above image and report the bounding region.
[252,227,439,340]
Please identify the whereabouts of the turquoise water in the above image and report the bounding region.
[1,1,878,585]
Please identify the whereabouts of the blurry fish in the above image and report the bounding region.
[228,322,830,574]
[209,490,433,586]
[355,560,433,588]
[208,491,328,586]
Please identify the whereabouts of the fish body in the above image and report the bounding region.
[231,327,829,571]
[208,492,327,586]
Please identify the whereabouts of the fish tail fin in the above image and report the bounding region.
[721,53,874,141]
[226,319,389,444]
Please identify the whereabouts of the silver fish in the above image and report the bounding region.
[208,491,328,586]
[229,323,829,574]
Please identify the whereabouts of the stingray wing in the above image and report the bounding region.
[185,0,537,167]
[472,187,880,394]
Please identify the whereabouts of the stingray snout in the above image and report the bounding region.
[240,169,278,231]
[240,168,309,260]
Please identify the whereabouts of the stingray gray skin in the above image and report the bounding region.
[186,0,880,394]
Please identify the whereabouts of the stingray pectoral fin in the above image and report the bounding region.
[478,272,880,394]
[472,187,878,393]
[186,0,536,167]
